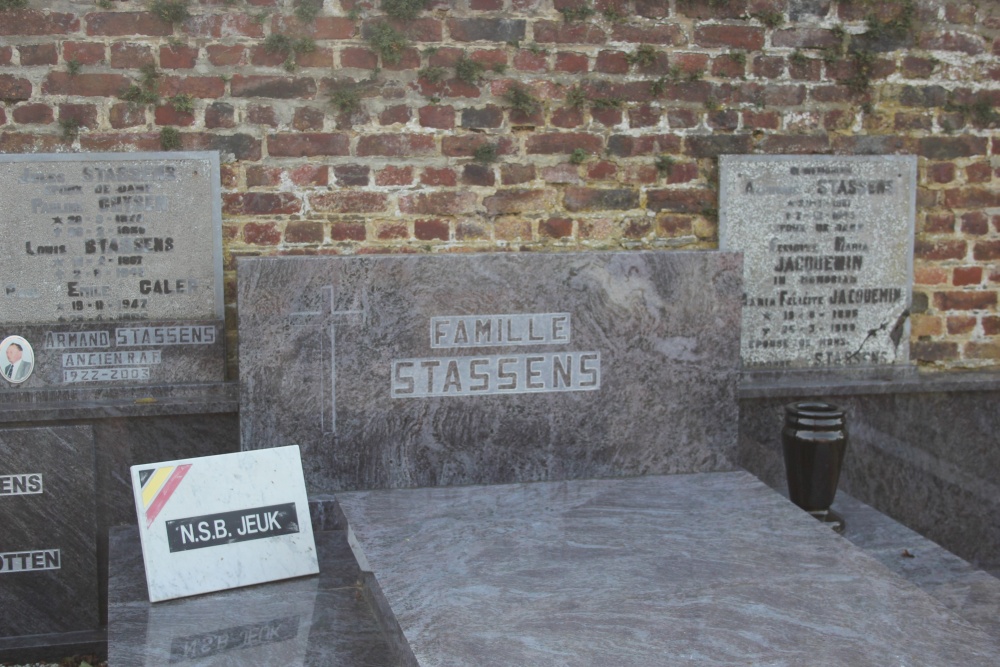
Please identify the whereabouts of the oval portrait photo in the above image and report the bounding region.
[1,335,35,384]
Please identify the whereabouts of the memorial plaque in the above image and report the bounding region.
[130,446,318,602]
[238,251,743,491]
[720,155,917,371]
[0,426,98,635]
[0,152,225,389]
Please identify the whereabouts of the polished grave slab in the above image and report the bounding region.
[337,471,1000,667]
[108,527,393,667]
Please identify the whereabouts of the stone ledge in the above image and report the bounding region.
[740,368,1000,399]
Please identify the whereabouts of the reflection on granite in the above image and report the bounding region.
[239,252,743,492]
[0,426,98,636]
[833,492,1000,642]
[338,471,1000,666]
[739,388,1000,574]
[108,527,393,667]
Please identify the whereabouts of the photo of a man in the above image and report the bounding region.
[1,336,34,384]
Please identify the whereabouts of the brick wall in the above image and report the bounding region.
[1,0,997,372]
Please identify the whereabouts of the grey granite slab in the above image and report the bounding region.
[0,426,98,636]
[337,471,1000,666]
[833,492,1000,642]
[239,251,743,491]
[720,155,916,372]
[108,527,394,667]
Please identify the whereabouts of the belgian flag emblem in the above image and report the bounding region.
[138,464,192,527]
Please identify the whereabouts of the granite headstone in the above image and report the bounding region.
[719,154,917,372]
[0,426,98,635]
[0,152,225,391]
[130,446,318,602]
[238,251,743,491]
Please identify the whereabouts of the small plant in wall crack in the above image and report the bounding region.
[159,127,183,150]
[120,63,161,107]
[366,22,408,66]
[504,84,540,115]
[169,93,194,114]
[0,0,29,9]
[294,0,323,23]
[455,54,485,84]
[150,0,190,26]
[59,118,81,142]
[569,148,588,165]
[382,0,430,21]
[329,82,364,115]
[654,154,675,177]
[473,143,499,165]
[264,33,316,72]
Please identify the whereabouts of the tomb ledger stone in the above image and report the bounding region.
[0,152,225,391]
[720,154,917,373]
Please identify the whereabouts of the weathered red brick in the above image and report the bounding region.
[293,106,325,131]
[901,56,937,78]
[334,165,370,186]
[974,240,1000,261]
[357,134,436,157]
[911,341,959,362]
[341,47,378,70]
[290,165,329,186]
[944,187,1000,209]
[933,291,996,311]
[555,52,588,73]
[712,56,745,79]
[463,164,496,186]
[161,44,199,69]
[247,105,278,127]
[551,107,584,128]
[484,189,556,215]
[513,50,547,72]
[752,55,785,79]
[527,132,603,155]
[695,25,764,50]
[606,134,681,157]
[772,28,838,49]
[330,223,366,242]
[461,106,503,129]
[419,105,455,129]
[564,187,638,212]
[58,103,96,128]
[541,217,573,239]
[421,167,457,186]
[246,165,281,187]
[243,222,282,246]
[311,192,388,213]
[361,18,441,42]
[0,46,10,65]
[160,76,226,99]
[284,221,324,244]
[223,193,302,216]
[915,239,967,261]
[983,316,1000,336]
[109,103,146,129]
[0,75,33,102]
[919,136,988,159]
[12,103,52,124]
[154,104,195,126]
[686,135,752,157]
[758,134,830,154]
[442,135,514,158]
[415,219,450,240]
[400,191,477,216]
[965,162,992,183]
[376,166,413,186]
[207,45,245,66]
[952,267,983,286]
[380,105,411,125]
[918,30,985,55]
[376,221,409,240]
[587,160,617,180]
[0,10,78,36]
[78,132,162,153]
[658,214,693,236]
[743,110,780,130]
[18,44,58,66]
[269,133,349,157]
[960,211,989,235]
[647,188,714,213]
[231,75,316,99]
[922,212,955,234]
[946,315,976,334]
[501,164,536,185]
[676,0,746,19]
[595,50,628,74]
[185,14,265,38]
[272,15,357,40]
[471,0,503,9]
[110,42,153,69]
[612,24,685,45]
[86,12,171,37]
[61,42,104,65]
[448,18,525,42]
[533,20,606,45]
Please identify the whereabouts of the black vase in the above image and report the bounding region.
[782,401,848,513]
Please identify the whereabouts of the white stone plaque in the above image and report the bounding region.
[720,155,916,371]
[130,446,318,602]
